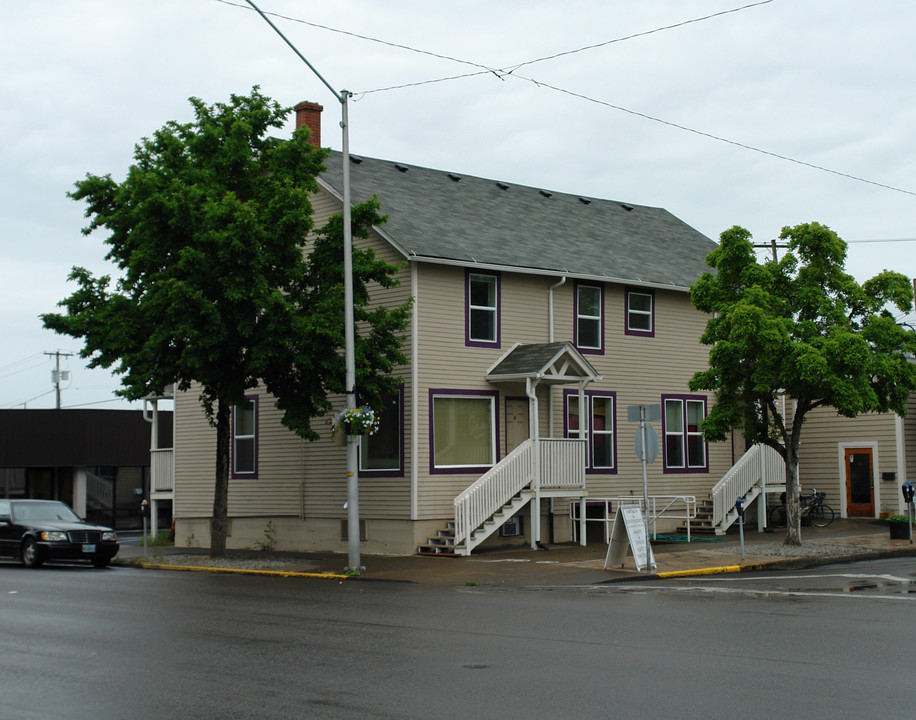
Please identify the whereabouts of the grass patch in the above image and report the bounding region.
[146,531,173,547]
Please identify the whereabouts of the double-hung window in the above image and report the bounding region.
[662,395,707,472]
[359,388,403,476]
[626,288,654,336]
[565,390,616,472]
[430,390,497,472]
[575,283,603,353]
[466,272,500,347]
[232,396,258,478]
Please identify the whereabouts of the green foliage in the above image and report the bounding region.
[689,221,916,543]
[254,520,276,552]
[690,222,916,447]
[42,88,412,552]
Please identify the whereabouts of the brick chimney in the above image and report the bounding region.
[294,101,323,147]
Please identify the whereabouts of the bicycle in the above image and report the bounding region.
[768,489,835,528]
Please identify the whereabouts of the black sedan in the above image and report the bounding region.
[0,499,119,568]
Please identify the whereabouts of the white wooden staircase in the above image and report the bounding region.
[417,438,586,556]
[680,444,785,535]
[417,490,534,556]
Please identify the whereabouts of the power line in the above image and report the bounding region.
[4,389,55,409]
[502,0,776,75]
[493,74,916,199]
[0,352,45,374]
[846,238,916,244]
[218,0,916,199]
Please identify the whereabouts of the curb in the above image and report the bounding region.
[657,564,742,578]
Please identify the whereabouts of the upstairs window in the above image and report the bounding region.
[575,283,603,353]
[466,272,500,347]
[663,395,707,472]
[232,396,258,478]
[626,288,655,337]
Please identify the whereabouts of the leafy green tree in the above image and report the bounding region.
[42,89,411,554]
[689,222,916,545]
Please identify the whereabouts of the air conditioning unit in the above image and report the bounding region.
[499,516,523,537]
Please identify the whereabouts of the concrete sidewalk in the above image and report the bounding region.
[115,518,916,587]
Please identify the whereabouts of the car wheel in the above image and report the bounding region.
[91,556,111,569]
[21,538,43,568]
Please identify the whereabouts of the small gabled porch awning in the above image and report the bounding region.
[485,342,602,386]
[483,342,599,550]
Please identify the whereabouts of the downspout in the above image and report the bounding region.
[527,376,540,549]
[410,262,419,522]
[895,414,905,515]
[142,398,159,537]
[547,276,566,439]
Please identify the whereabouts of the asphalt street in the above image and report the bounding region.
[2,556,914,719]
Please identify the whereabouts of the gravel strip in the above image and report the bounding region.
[711,542,874,559]
[141,554,304,570]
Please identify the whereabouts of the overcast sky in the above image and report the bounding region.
[2,0,914,411]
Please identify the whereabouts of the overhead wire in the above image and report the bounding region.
[218,0,916,199]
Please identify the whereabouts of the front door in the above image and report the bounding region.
[844,448,875,517]
[505,398,529,454]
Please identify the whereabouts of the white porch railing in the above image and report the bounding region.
[539,438,587,489]
[151,448,175,494]
[454,440,534,548]
[711,444,784,528]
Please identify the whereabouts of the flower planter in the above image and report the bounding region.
[888,521,910,540]
[328,405,379,444]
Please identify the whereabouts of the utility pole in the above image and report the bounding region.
[753,240,788,262]
[44,350,72,409]
[245,0,362,572]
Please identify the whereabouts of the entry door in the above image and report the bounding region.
[844,448,874,517]
[505,399,530,454]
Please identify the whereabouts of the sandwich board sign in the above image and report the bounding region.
[604,505,656,572]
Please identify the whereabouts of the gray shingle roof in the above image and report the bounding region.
[319,151,716,290]
[486,342,601,384]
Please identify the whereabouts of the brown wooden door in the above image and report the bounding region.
[844,448,874,516]
[505,398,529,454]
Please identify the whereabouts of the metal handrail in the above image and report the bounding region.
[570,495,697,542]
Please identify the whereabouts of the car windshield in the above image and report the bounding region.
[12,502,81,523]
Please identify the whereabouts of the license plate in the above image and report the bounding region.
[82,544,96,553]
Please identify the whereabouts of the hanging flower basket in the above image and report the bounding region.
[329,405,380,442]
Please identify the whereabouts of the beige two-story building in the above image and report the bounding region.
[171,102,778,555]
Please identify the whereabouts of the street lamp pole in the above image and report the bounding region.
[246,1,361,571]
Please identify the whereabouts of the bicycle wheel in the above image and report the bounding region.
[809,504,835,528]
[769,504,787,528]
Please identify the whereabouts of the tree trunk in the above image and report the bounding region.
[211,399,230,556]
[784,443,802,546]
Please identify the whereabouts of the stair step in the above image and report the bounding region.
[417,543,463,556]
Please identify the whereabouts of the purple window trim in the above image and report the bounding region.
[359,385,405,478]
[625,287,655,337]
[661,393,709,474]
[562,388,617,474]
[574,281,604,355]
[231,394,258,479]
[428,388,500,475]
[465,270,501,348]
